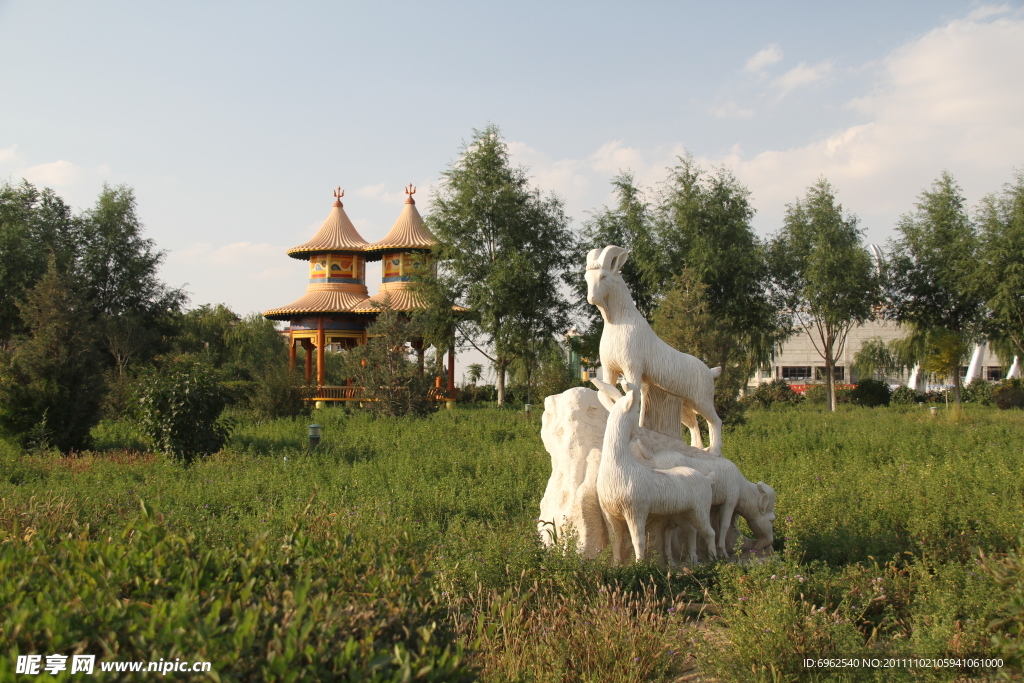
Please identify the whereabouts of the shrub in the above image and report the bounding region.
[457,384,497,404]
[848,378,891,407]
[962,378,995,405]
[0,502,475,682]
[340,308,434,417]
[890,385,921,404]
[134,360,232,463]
[993,379,1024,410]
[745,379,803,409]
[529,344,578,405]
[981,539,1024,676]
[804,384,828,405]
[247,365,312,421]
[697,561,867,681]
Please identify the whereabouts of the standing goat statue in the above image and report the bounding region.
[597,383,718,564]
[586,245,724,454]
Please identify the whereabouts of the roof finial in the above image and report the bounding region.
[333,187,345,207]
[404,183,416,205]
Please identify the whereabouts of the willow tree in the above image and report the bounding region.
[887,172,986,406]
[978,171,1024,366]
[426,125,575,406]
[653,155,784,405]
[770,178,879,411]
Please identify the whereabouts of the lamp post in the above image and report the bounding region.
[308,424,321,447]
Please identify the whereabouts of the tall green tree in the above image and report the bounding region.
[0,262,105,451]
[887,172,985,405]
[652,155,784,403]
[79,184,186,373]
[78,184,185,318]
[426,125,575,405]
[978,170,1024,364]
[0,181,80,348]
[575,172,663,358]
[770,178,879,411]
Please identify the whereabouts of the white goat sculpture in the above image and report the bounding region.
[597,383,717,564]
[586,245,724,453]
[592,377,776,560]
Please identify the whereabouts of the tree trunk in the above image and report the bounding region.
[496,361,506,406]
[952,365,962,406]
[826,353,836,412]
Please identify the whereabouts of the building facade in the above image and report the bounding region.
[748,319,1011,393]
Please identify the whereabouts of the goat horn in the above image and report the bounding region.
[598,245,629,272]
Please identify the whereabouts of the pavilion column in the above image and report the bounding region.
[317,316,326,386]
[417,348,425,376]
[303,339,313,383]
[288,327,296,371]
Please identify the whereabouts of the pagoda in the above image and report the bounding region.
[263,186,458,401]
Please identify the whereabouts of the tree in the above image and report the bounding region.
[170,304,241,368]
[653,155,784,404]
[78,184,186,319]
[427,125,575,406]
[770,178,879,411]
[575,172,663,358]
[78,184,186,376]
[0,262,105,451]
[978,170,1024,363]
[0,181,80,349]
[651,269,747,416]
[226,313,310,420]
[887,172,985,406]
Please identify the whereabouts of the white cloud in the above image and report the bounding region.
[966,3,1013,21]
[743,44,783,73]
[23,159,84,186]
[726,13,1024,235]
[354,180,436,208]
[0,149,113,205]
[162,240,304,314]
[707,100,756,119]
[773,60,834,96]
[587,141,647,175]
[486,11,1024,246]
[507,140,591,208]
[354,182,391,202]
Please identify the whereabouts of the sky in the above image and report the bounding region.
[2,1,1023,378]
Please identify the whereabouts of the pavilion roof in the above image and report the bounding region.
[364,185,438,261]
[286,189,369,260]
[262,288,371,321]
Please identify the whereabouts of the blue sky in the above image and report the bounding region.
[2,1,1023,333]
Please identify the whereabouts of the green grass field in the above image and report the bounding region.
[1,402,1022,681]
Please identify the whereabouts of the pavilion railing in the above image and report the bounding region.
[308,386,458,402]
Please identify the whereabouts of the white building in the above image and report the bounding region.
[749,319,1008,392]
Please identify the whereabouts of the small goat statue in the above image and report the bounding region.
[586,245,724,454]
[597,382,718,564]
[592,377,775,560]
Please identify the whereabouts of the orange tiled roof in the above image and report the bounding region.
[364,185,438,260]
[286,191,369,259]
